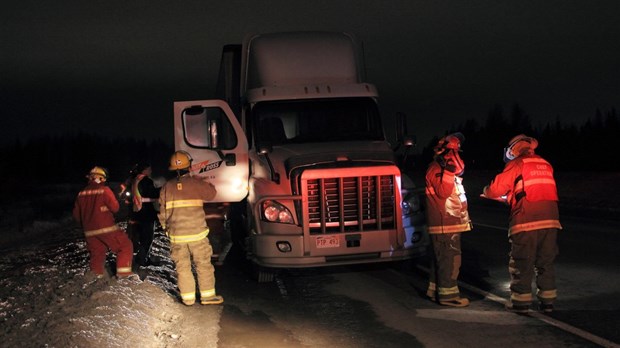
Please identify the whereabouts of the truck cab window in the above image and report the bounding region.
[254,98,384,145]
[183,106,238,149]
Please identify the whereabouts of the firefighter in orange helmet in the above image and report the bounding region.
[73,166,135,278]
[425,133,472,307]
[158,151,223,305]
[482,134,562,313]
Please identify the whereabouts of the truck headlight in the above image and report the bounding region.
[262,200,295,224]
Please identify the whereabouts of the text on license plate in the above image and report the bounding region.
[316,235,340,248]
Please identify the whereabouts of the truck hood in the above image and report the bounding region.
[266,141,397,178]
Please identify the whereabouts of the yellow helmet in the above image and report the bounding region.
[88,166,108,182]
[169,150,193,171]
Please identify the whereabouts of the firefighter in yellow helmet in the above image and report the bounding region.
[482,135,562,313]
[158,151,223,305]
[424,133,472,307]
[73,166,135,278]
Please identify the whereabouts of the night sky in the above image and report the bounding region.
[2,0,619,148]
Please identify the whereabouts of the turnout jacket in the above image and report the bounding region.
[484,154,562,235]
[425,161,472,234]
[73,181,122,237]
[158,174,217,244]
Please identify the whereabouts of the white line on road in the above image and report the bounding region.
[417,265,620,348]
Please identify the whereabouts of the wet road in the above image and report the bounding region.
[212,198,620,347]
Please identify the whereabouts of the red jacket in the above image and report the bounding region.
[73,181,122,237]
[425,161,472,234]
[484,154,562,235]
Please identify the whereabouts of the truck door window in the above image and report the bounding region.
[183,106,238,150]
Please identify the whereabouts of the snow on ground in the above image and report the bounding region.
[0,171,618,347]
[0,220,198,348]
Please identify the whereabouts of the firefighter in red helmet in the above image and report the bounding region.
[424,133,472,307]
[482,134,562,313]
[73,166,135,279]
[158,151,223,306]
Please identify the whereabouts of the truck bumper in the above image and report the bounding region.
[249,231,427,268]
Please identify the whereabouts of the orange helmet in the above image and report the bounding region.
[169,150,192,171]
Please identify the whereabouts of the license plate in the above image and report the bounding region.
[316,235,340,248]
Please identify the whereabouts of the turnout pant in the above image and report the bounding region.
[170,238,216,305]
[134,219,156,265]
[86,230,134,276]
[427,233,463,301]
[509,228,559,306]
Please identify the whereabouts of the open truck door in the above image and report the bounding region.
[173,100,249,202]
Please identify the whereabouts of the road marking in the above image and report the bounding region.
[417,265,620,348]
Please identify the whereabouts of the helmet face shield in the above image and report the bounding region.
[503,146,514,163]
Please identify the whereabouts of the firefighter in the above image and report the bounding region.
[158,151,224,306]
[131,162,160,266]
[482,134,562,313]
[73,166,135,278]
[424,133,472,307]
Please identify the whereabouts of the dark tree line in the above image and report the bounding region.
[0,132,173,194]
[1,104,618,192]
[416,104,620,171]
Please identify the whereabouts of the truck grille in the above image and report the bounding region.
[302,168,397,235]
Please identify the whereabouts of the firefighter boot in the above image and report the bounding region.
[439,297,470,307]
[539,303,554,313]
[201,295,224,305]
[505,301,530,314]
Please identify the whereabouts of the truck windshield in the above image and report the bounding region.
[254,98,384,145]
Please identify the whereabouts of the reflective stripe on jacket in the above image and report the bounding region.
[484,154,562,236]
[425,161,472,234]
[521,157,558,202]
[158,174,217,239]
[169,229,209,244]
[73,182,121,237]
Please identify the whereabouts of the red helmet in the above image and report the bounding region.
[434,132,465,154]
[504,134,538,162]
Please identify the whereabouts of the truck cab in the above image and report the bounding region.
[173,32,428,281]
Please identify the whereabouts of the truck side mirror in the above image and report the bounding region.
[394,112,416,150]
[257,142,280,183]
